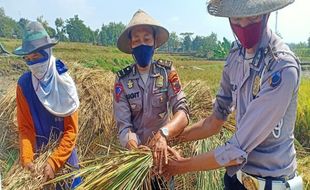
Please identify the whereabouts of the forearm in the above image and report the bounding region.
[48,113,78,172]
[164,110,188,139]
[180,113,224,143]
[177,150,238,174]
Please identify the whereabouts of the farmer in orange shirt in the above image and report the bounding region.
[13,21,81,189]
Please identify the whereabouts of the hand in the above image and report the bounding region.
[149,132,168,175]
[138,145,151,152]
[162,147,188,181]
[43,163,55,182]
[126,139,138,150]
[24,162,35,173]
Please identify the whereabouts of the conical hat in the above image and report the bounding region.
[207,0,294,18]
[117,9,169,54]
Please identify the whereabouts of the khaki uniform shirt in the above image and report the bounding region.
[213,29,301,178]
[113,60,189,147]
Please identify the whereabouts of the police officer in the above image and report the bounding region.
[163,1,303,189]
[113,10,189,189]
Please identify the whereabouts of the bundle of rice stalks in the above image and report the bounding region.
[2,145,55,190]
[183,80,213,121]
[70,65,118,159]
[0,85,19,173]
[193,130,232,190]
[47,145,154,190]
[183,80,235,132]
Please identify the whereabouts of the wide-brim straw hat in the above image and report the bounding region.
[117,9,169,54]
[207,0,294,18]
[13,21,58,55]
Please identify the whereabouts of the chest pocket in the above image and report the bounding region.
[152,93,168,117]
[128,96,142,116]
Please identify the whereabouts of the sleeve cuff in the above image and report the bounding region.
[119,130,141,147]
[214,142,247,166]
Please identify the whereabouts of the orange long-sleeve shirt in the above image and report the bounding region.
[16,85,78,172]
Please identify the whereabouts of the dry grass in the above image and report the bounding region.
[70,64,118,159]
[2,144,55,190]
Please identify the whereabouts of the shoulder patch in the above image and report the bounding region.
[269,71,282,88]
[116,66,132,78]
[230,41,241,53]
[156,59,172,69]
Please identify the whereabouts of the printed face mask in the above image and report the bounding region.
[132,44,154,68]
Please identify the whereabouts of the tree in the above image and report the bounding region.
[55,18,67,41]
[180,32,193,52]
[308,36,310,48]
[99,22,125,46]
[65,15,94,43]
[37,16,56,37]
[167,32,180,52]
[0,7,21,38]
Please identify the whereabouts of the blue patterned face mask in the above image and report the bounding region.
[132,45,154,68]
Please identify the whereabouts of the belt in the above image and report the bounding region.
[236,170,288,190]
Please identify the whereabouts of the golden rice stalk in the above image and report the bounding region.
[2,145,55,190]
[70,65,118,159]
[46,145,154,190]
[183,80,235,131]
[0,85,19,173]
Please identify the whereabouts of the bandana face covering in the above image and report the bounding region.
[132,44,154,68]
[230,20,263,49]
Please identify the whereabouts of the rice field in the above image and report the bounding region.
[0,38,309,189]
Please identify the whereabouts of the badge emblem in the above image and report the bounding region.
[168,71,181,94]
[155,75,164,88]
[252,75,261,97]
[114,83,123,103]
[127,80,133,89]
[269,71,282,88]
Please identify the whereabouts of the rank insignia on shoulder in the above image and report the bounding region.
[157,59,172,68]
[269,71,282,88]
[114,83,124,102]
[117,66,132,78]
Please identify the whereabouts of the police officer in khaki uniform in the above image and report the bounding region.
[163,1,304,190]
[113,10,189,189]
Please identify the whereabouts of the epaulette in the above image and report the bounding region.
[116,66,132,78]
[156,59,172,69]
[230,41,241,53]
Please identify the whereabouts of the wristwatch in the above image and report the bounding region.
[159,127,169,140]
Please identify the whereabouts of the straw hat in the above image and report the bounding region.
[117,9,169,54]
[207,0,294,18]
[13,21,58,55]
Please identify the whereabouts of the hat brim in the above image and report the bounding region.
[117,24,169,54]
[207,0,294,18]
[13,38,58,56]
